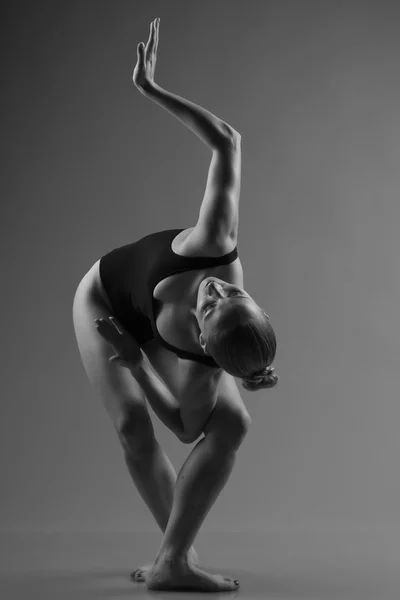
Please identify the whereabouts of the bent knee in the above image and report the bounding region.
[206,409,251,449]
[228,412,252,446]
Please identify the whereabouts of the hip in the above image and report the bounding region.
[76,258,114,313]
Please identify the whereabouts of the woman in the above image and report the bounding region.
[72,18,278,593]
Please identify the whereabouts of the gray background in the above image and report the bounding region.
[2,0,400,571]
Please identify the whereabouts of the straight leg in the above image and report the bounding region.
[121,437,199,581]
[72,265,199,583]
[123,439,177,533]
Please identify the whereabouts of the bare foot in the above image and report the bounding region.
[131,546,199,583]
[146,553,240,592]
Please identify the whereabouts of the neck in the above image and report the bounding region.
[188,307,207,354]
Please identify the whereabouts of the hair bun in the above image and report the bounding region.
[241,365,278,391]
[252,366,274,380]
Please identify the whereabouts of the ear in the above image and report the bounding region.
[199,332,209,355]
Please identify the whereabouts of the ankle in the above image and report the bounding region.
[156,547,189,567]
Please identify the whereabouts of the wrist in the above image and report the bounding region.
[138,80,158,96]
[129,363,147,381]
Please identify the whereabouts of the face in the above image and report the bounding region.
[195,277,261,354]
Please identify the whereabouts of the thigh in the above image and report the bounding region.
[72,260,153,436]
[203,371,251,441]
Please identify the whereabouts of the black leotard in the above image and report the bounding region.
[99,228,238,368]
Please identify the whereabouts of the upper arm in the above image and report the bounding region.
[192,134,241,248]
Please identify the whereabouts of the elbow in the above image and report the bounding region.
[220,122,240,140]
[216,127,241,151]
[227,127,241,144]
[231,128,241,141]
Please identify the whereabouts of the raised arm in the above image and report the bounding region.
[133,18,240,150]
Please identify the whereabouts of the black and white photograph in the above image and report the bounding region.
[1,1,400,598]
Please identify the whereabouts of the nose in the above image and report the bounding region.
[208,282,224,297]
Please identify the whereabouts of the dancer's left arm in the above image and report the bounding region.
[178,364,224,440]
[131,365,191,441]
[95,316,194,443]
[132,365,222,444]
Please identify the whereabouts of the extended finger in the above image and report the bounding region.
[154,18,159,54]
[150,19,157,54]
[109,316,124,335]
[137,41,144,62]
[145,20,155,59]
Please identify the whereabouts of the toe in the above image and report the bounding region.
[131,569,143,582]
[222,576,240,588]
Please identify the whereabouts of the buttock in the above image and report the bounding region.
[77,258,154,348]
[74,258,180,399]
[87,259,114,312]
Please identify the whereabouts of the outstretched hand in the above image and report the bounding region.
[94,316,144,370]
[133,18,160,91]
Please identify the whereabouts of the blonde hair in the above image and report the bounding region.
[205,307,279,391]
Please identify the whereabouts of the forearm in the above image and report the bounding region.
[130,364,187,440]
[141,82,239,149]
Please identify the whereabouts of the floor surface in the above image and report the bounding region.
[0,531,398,599]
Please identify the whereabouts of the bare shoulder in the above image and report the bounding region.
[175,226,237,258]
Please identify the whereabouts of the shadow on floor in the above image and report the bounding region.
[1,564,397,600]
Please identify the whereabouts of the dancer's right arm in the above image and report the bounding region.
[142,83,238,150]
[133,18,239,150]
